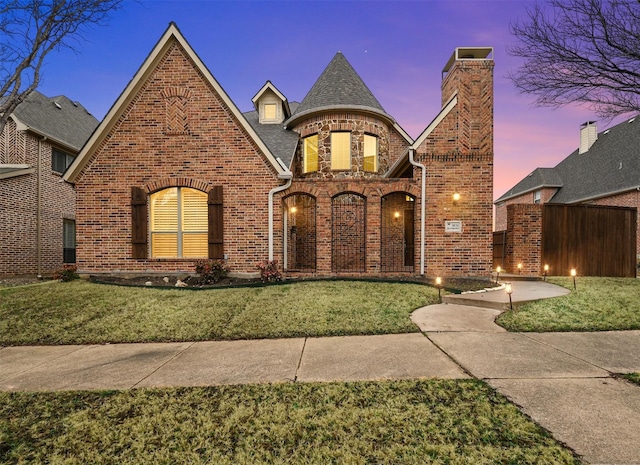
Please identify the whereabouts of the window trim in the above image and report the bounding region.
[52,148,75,174]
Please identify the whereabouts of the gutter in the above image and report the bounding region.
[268,158,293,261]
[36,137,45,278]
[408,149,426,276]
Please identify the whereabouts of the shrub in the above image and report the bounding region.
[194,259,229,284]
[53,264,80,282]
[256,260,282,283]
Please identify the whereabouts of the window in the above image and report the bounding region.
[303,134,318,173]
[331,132,351,170]
[150,187,208,258]
[264,103,277,120]
[533,190,541,204]
[63,219,76,263]
[52,148,75,173]
[363,134,378,172]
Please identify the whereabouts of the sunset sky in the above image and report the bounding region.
[34,0,631,200]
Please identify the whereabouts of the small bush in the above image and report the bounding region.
[194,259,229,284]
[53,264,79,282]
[256,260,282,283]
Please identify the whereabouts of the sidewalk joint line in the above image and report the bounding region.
[131,341,197,389]
[421,332,476,379]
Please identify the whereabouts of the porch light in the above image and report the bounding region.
[435,276,442,302]
[290,206,297,214]
[543,264,549,281]
[505,282,513,310]
[517,263,523,274]
[452,192,461,203]
[570,268,577,290]
[394,211,401,219]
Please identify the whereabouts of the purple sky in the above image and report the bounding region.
[36,0,626,200]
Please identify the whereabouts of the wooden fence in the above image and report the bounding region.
[541,204,636,277]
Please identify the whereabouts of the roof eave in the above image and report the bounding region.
[411,94,458,150]
[562,185,640,204]
[285,105,396,129]
[494,184,563,204]
[12,115,81,153]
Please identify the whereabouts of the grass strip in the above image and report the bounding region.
[622,373,640,386]
[497,277,640,332]
[0,280,433,345]
[0,380,581,464]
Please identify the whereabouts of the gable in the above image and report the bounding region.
[64,23,286,183]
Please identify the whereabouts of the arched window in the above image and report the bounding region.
[150,187,208,258]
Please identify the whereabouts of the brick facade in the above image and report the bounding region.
[0,121,76,275]
[72,27,495,278]
[494,187,558,231]
[504,204,543,275]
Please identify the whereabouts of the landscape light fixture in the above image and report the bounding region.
[543,264,549,281]
[435,276,442,302]
[505,282,513,310]
[517,263,523,274]
[496,266,501,283]
[570,268,577,290]
[452,192,461,204]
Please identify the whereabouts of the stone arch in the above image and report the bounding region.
[144,178,211,194]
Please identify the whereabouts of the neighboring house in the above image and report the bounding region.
[495,118,640,257]
[0,91,98,276]
[64,23,494,278]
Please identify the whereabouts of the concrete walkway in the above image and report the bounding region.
[2,281,640,464]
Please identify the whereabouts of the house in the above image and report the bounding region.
[0,91,98,276]
[495,118,640,263]
[64,23,494,278]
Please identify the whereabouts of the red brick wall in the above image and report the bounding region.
[494,187,558,231]
[0,122,75,275]
[504,204,543,275]
[74,40,282,275]
[415,57,494,277]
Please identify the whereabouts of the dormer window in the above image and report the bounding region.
[263,103,277,120]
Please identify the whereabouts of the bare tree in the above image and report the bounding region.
[508,0,640,119]
[0,0,124,135]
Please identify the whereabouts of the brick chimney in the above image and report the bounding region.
[579,121,597,154]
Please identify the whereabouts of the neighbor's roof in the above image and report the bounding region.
[286,52,394,127]
[11,91,98,152]
[495,168,563,203]
[495,116,640,204]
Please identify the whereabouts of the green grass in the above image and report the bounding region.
[622,373,640,386]
[0,380,581,464]
[497,277,640,332]
[0,280,433,345]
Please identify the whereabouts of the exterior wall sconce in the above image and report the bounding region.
[543,264,549,281]
[290,206,297,214]
[505,282,513,310]
[570,268,577,290]
[393,211,401,220]
[435,276,442,302]
[517,263,523,274]
[495,266,501,283]
[452,192,461,204]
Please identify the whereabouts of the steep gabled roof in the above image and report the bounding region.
[64,23,288,183]
[495,116,640,204]
[11,91,98,152]
[286,52,394,127]
[495,168,563,202]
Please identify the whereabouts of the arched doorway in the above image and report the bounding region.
[381,192,415,272]
[283,194,316,271]
[332,193,366,272]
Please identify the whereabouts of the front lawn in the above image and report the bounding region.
[0,280,433,345]
[0,380,581,464]
[498,277,640,332]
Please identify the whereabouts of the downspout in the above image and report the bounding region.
[36,138,45,278]
[408,149,426,276]
[268,166,293,262]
